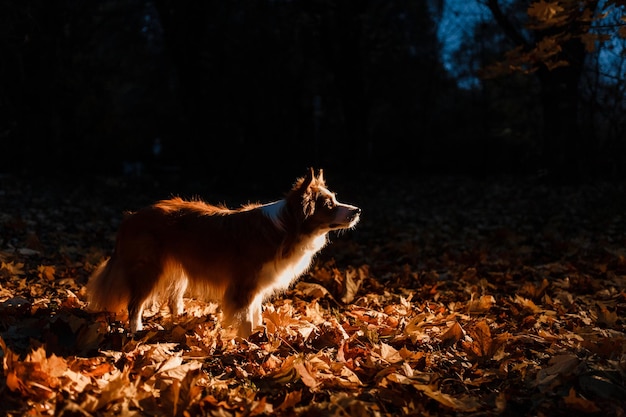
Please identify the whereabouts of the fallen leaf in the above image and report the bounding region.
[563,387,600,413]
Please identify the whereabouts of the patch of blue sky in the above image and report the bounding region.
[437,1,491,89]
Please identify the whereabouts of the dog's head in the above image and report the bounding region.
[287,168,361,233]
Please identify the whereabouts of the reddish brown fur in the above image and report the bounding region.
[86,168,360,337]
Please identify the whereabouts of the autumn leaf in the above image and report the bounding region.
[514,295,542,313]
[275,390,302,412]
[414,383,480,412]
[595,303,618,327]
[440,321,465,346]
[467,294,496,313]
[534,354,580,389]
[1,175,625,416]
[1,261,25,276]
[268,355,300,385]
[1,339,66,401]
[37,265,55,281]
[292,355,320,390]
[375,342,403,364]
[463,320,494,359]
[564,387,601,413]
[527,0,565,24]
[339,265,368,304]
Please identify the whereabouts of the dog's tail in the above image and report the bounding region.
[86,255,130,314]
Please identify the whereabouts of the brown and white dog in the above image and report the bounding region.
[86,168,360,336]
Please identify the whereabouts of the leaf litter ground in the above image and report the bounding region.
[0,173,624,416]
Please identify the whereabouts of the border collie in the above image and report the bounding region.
[86,168,360,336]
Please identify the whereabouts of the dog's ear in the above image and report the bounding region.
[291,168,314,192]
[317,169,324,184]
[288,168,316,218]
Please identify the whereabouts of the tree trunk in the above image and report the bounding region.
[537,61,584,182]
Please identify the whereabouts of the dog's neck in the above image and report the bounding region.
[261,200,287,231]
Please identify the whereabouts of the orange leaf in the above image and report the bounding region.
[412,383,480,412]
[440,321,465,346]
[37,265,55,281]
[293,357,319,390]
[276,390,302,411]
[1,261,25,276]
[528,0,564,22]
[564,387,600,413]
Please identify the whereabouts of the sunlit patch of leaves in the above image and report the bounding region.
[0,175,625,416]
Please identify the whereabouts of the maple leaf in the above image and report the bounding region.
[2,175,626,416]
[81,366,137,413]
[412,383,480,412]
[467,294,496,313]
[275,390,302,412]
[564,387,601,413]
[1,261,25,276]
[267,355,300,385]
[37,265,55,281]
[1,339,66,401]
[292,355,320,390]
[514,295,542,313]
[528,0,565,23]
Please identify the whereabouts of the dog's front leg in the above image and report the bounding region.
[247,294,264,335]
[224,281,263,338]
[237,299,261,338]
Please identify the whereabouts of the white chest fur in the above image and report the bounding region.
[258,232,327,298]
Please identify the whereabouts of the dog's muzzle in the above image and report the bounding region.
[328,203,361,230]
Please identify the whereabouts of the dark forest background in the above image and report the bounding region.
[1,0,625,183]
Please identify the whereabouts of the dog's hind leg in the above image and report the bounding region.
[128,297,146,332]
[126,261,163,332]
[167,270,188,317]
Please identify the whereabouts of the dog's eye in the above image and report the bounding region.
[324,199,334,209]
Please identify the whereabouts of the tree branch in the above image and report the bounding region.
[484,0,528,47]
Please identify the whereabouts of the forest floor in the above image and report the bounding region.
[0,172,625,416]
